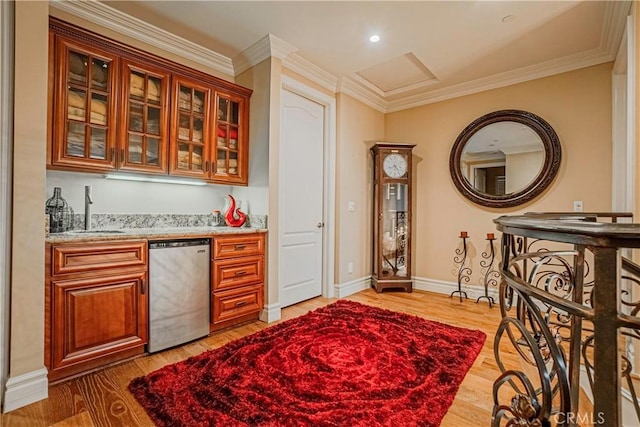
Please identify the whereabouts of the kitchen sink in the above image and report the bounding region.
[68,230,125,234]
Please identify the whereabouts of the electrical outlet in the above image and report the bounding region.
[347,201,356,212]
[348,262,353,274]
[573,201,583,212]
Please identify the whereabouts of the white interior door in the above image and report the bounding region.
[279,89,324,308]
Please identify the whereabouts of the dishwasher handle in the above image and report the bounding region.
[149,238,211,249]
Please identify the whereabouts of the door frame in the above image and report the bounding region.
[0,0,14,411]
[612,13,635,213]
[280,75,336,300]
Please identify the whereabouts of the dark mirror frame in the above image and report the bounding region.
[449,109,561,208]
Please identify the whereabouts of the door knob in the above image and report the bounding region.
[317,222,324,228]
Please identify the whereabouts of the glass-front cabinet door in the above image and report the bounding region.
[212,93,246,184]
[170,77,211,178]
[119,60,169,173]
[52,38,118,169]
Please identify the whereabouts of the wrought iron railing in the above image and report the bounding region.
[492,212,639,427]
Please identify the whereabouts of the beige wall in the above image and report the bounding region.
[635,2,640,221]
[236,58,282,312]
[335,93,385,284]
[11,1,48,377]
[385,63,613,286]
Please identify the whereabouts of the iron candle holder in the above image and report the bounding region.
[477,233,500,307]
[451,231,470,302]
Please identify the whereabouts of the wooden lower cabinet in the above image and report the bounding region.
[45,233,267,380]
[46,240,148,382]
[211,233,265,331]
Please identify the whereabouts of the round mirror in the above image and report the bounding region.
[449,110,561,208]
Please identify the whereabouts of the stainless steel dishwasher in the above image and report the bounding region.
[148,238,210,353]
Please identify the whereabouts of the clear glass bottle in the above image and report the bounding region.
[45,187,74,233]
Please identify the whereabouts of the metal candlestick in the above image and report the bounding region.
[477,234,500,307]
[451,232,470,302]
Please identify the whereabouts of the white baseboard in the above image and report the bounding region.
[260,302,281,323]
[412,276,499,303]
[334,276,371,298]
[3,368,48,413]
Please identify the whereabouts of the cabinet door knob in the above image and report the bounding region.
[141,278,147,295]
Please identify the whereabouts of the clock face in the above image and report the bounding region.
[383,153,408,178]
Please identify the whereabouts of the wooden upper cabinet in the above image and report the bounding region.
[48,18,252,185]
[119,59,170,173]
[52,36,118,170]
[169,77,211,178]
[212,93,249,184]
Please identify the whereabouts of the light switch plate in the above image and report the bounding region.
[347,201,356,211]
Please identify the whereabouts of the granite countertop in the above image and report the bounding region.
[46,226,267,243]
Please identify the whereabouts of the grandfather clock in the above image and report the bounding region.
[371,143,415,293]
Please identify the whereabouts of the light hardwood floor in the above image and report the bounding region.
[1,289,503,426]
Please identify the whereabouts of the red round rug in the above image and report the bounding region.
[129,299,486,426]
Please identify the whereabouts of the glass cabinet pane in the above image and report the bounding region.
[66,121,85,157]
[178,86,191,111]
[178,142,190,168]
[381,183,408,278]
[129,103,143,132]
[230,101,239,125]
[178,114,190,140]
[68,52,87,84]
[148,76,161,103]
[89,127,106,160]
[216,149,227,173]
[218,97,228,121]
[147,107,160,135]
[229,126,238,149]
[193,90,204,113]
[67,88,86,121]
[147,138,159,166]
[192,145,203,171]
[91,58,108,90]
[217,125,227,147]
[193,118,203,143]
[90,93,108,125]
[129,71,145,100]
[128,134,143,163]
[229,151,238,175]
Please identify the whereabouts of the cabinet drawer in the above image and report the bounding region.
[52,241,147,276]
[212,284,263,324]
[213,233,265,259]
[213,255,263,291]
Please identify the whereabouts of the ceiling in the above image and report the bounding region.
[80,1,631,113]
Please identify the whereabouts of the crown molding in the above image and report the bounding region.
[337,76,387,113]
[282,53,339,93]
[601,1,632,55]
[233,33,297,76]
[49,0,234,76]
[386,45,615,113]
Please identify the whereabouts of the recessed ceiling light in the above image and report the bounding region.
[501,15,516,24]
[369,35,381,43]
